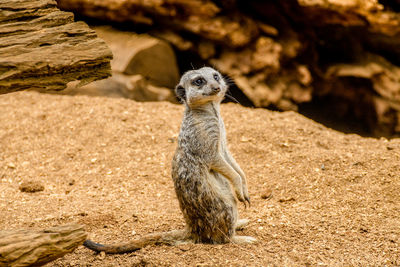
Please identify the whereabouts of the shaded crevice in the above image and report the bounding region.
[379,0,400,12]
[298,96,372,137]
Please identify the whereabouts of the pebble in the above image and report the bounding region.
[19,180,44,193]
[240,136,250,142]
[98,251,106,260]
[260,189,272,200]
[7,162,15,169]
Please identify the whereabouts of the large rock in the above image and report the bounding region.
[62,73,176,102]
[94,26,179,89]
[61,26,179,102]
[0,0,112,94]
[323,53,400,135]
[56,0,257,48]
[56,0,400,136]
[0,224,86,266]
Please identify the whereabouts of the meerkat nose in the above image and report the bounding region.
[211,86,220,92]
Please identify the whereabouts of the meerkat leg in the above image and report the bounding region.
[224,151,245,178]
[224,151,250,204]
[211,156,247,204]
[235,219,249,230]
[231,235,257,244]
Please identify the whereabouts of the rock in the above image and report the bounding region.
[94,26,180,89]
[62,73,176,102]
[296,0,397,35]
[60,26,180,101]
[233,65,312,110]
[0,224,86,266]
[260,189,273,200]
[326,54,400,103]
[152,30,194,51]
[56,0,257,47]
[211,37,282,76]
[97,251,106,260]
[6,162,16,169]
[122,74,176,102]
[323,53,400,136]
[178,14,259,48]
[0,0,112,94]
[19,180,45,193]
[57,0,221,25]
[55,0,400,136]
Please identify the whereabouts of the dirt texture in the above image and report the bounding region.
[0,91,399,266]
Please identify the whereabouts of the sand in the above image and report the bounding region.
[0,91,399,266]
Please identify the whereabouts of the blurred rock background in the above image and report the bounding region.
[55,0,400,137]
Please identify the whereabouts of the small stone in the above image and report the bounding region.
[19,180,44,193]
[7,163,15,169]
[178,244,192,251]
[131,230,136,235]
[98,251,106,260]
[240,136,249,142]
[278,197,296,203]
[280,142,289,148]
[260,189,272,200]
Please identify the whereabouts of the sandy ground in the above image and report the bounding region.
[0,91,399,266]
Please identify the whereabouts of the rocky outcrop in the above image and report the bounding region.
[56,0,400,136]
[0,0,112,94]
[288,0,400,136]
[62,26,179,102]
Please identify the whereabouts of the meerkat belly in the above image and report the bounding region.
[172,161,236,243]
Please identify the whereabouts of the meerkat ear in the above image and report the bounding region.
[175,85,186,102]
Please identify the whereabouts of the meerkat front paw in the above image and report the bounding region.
[234,185,247,205]
[243,186,250,207]
[236,191,250,208]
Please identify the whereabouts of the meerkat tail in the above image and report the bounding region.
[83,229,188,254]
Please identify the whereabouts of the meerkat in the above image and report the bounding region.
[83,67,256,254]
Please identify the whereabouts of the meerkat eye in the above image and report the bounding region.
[213,73,220,81]
[192,77,205,86]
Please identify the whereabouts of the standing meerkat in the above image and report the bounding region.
[172,66,255,244]
[83,67,256,254]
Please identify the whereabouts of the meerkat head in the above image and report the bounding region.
[175,67,227,107]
